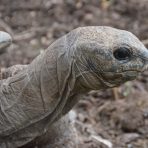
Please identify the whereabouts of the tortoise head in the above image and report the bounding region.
[71,26,148,90]
[0,31,12,53]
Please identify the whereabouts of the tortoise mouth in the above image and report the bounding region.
[100,70,139,87]
[101,70,139,78]
[122,70,139,79]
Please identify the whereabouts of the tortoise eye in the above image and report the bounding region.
[113,47,132,61]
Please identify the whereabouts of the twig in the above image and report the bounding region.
[0,19,14,35]
[13,27,48,41]
[91,135,113,148]
[13,32,36,41]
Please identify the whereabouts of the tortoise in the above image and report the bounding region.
[0,26,148,148]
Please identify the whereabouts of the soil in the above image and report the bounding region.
[0,0,148,148]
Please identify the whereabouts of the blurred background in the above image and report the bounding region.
[0,0,148,147]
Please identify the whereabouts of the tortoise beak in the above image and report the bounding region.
[0,31,12,53]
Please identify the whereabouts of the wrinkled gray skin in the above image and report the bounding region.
[0,27,148,148]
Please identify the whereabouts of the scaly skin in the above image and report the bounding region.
[0,27,148,148]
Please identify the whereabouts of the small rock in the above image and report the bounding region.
[117,133,140,143]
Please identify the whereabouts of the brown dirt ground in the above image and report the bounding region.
[0,0,148,148]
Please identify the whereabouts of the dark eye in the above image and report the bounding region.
[113,47,132,61]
